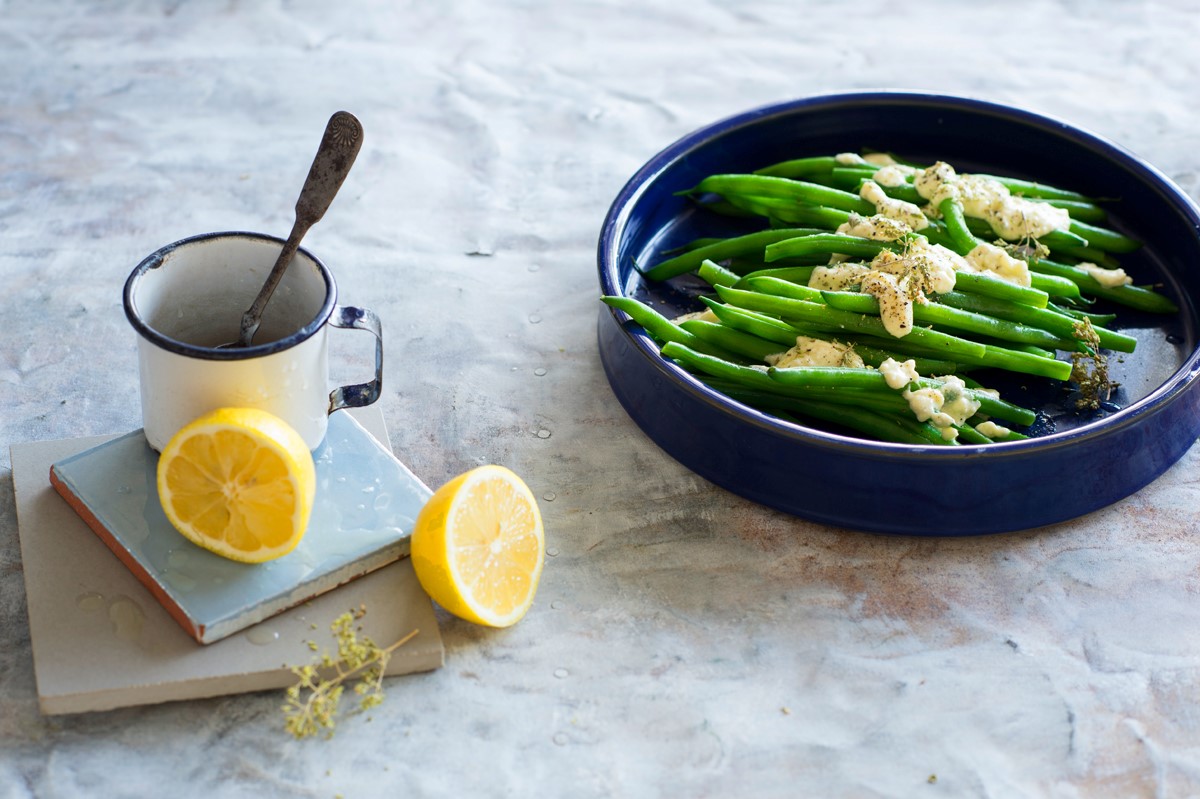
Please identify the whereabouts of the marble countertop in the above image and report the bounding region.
[4,1,1200,796]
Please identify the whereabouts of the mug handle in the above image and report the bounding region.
[327,305,383,412]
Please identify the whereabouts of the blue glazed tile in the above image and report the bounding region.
[50,411,432,643]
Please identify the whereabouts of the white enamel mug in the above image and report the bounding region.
[123,231,383,451]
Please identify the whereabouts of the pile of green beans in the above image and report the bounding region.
[601,153,1180,446]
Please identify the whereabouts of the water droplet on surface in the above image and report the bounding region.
[163,569,197,593]
[546,547,559,557]
[373,493,392,511]
[528,263,541,273]
[109,596,145,642]
[552,732,569,746]
[115,485,132,495]
[76,592,105,612]
[246,627,280,646]
[528,314,542,324]
[542,491,556,502]
[536,429,551,439]
[1166,333,1183,344]
[553,667,569,679]
[550,600,564,609]
[534,367,547,377]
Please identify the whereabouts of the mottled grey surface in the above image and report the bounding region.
[3,1,1200,796]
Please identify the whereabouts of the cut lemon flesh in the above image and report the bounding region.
[156,408,316,563]
[410,465,544,627]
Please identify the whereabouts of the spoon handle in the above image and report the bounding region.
[237,111,364,346]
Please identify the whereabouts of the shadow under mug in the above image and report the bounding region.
[123,231,383,451]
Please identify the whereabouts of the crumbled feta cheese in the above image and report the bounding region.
[860,180,930,231]
[861,271,913,338]
[1077,261,1133,288]
[965,242,1032,287]
[872,165,916,187]
[913,160,1070,240]
[902,375,980,431]
[878,357,920,389]
[871,242,959,296]
[809,263,871,291]
[976,420,1011,439]
[836,213,912,242]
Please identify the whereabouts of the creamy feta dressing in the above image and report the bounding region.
[871,243,959,295]
[860,181,930,231]
[1077,261,1133,287]
[976,420,1011,439]
[964,242,1032,286]
[836,212,912,242]
[809,263,871,291]
[913,161,1070,240]
[834,152,867,165]
[902,375,980,431]
[767,336,865,368]
[939,376,981,425]
[877,357,920,389]
[861,271,913,338]
[871,164,917,187]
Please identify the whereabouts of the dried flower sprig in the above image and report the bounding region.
[283,605,418,740]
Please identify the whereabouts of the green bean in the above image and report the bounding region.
[740,275,824,303]
[679,319,785,362]
[973,174,1095,202]
[975,344,1073,381]
[1031,260,1179,313]
[705,379,916,418]
[764,233,896,262]
[951,271,1049,308]
[1047,302,1117,327]
[715,283,989,361]
[732,265,817,289]
[689,174,875,215]
[1048,243,1122,269]
[753,156,837,180]
[697,259,740,288]
[704,301,959,374]
[1042,199,1107,223]
[699,297,811,345]
[961,215,1090,251]
[600,296,744,362]
[797,399,953,445]
[817,289,1074,350]
[640,227,825,281]
[658,341,779,392]
[938,196,980,254]
[935,290,1137,353]
[1029,272,1083,300]
[768,365,1037,426]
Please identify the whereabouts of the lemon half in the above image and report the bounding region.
[156,407,316,563]
[410,465,545,627]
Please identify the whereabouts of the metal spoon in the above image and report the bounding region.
[224,110,363,348]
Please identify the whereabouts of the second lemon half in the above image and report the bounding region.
[410,465,545,627]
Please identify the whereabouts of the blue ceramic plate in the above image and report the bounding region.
[597,92,1200,535]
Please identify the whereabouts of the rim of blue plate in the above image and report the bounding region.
[597,90,1200,464]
